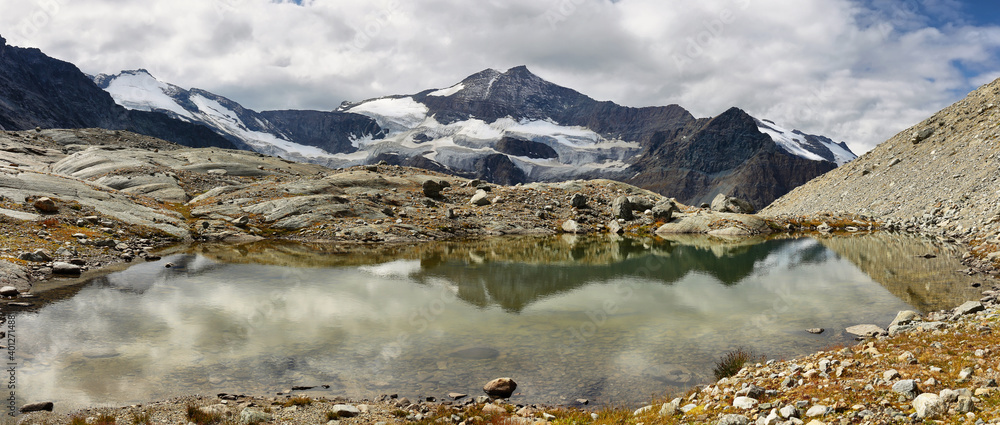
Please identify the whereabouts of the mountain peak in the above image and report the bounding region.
[0,35,6,47]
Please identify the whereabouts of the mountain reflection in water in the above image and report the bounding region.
[16,233,982,412]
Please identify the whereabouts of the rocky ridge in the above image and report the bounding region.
[762,76,1000,274]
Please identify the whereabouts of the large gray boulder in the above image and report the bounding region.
[651,199,679,221]
[612,196,634,220]
[710,194,756,214]
[483,377,517,398]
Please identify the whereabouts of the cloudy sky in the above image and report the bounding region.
[2,0,1000,154]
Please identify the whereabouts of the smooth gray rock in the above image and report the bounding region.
[716,414,749,425]
[732,396,758,409]
[239,408,271,424]
[805,405,828,417]
[890,310,920,327]
[953,301,985,316]
[607,220,624,235]
[778,405,799,419]
[470,190,491,206]
[561,219,581,234]
[845,324,884,337]
[331,404,361,418]
[52,262,82,276]
[711,193,756,214]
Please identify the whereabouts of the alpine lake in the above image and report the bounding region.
[11,232,986,411]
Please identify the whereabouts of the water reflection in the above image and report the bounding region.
[15,234,982,412]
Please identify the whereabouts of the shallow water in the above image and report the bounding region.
[12,233,983,411]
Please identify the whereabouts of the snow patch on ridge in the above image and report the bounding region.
[189,94,332,158]
[103,71,194,120]
[346,97,429,133]
[428,83,465,97]
[756,119,856,166]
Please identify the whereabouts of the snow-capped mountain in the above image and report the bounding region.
[92,70,382,161]
[94,66,855,208]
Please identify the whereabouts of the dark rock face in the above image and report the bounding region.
[473,154,526,186]
[260,110,385,154]
[495,136,558,159]
[0,37,235,149]
[624,107,837,209]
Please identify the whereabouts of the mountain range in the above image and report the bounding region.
[0,33,855,208]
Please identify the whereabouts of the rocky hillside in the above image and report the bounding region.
[0,35,236,149]
[763,77,1000,245]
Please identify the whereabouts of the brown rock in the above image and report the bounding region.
[32,197,58,213]
[483,377,517,398]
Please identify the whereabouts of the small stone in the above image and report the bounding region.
[658,399,679,416]
[779,405,799,419]
[19,401,54,413]
[32,197,58,213]
[470,190,491,206]
[806,328,824,334]
[448,392,467,400]
[575,398,590,405]
[959,367,975,380]
[238,408,270,424]
[716,414,749,425]
[845,324,884,337]
[331,404,361,418]
[0,286,18,297]
[483,377,516,398]
[956,395,974,413]
[805,405,828,417]
[633,405,653,416]
[732,396,758,409]
[561,219,581,234]
[607,220,624,235]
[481,404,505,415]
[570,193,588,208]
[445,209,457,219]
[912,393,944,419]
[883,369,901,381]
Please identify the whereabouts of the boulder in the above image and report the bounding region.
[805,405,828,417]
[561,219,581,234]
[52,262,82,276]
[422,180,444,198]
[19,401,54,413]
[710,193,756,214]
[912,393,944,419]
[651,199,679,221]
[570,193,588,208]
[483,377,517,398]
[658,398,680,416]
[470,190,491,206]
[732,396,758,409]
[18,249,51,263]
[892,380,920,399]
[627,196,654,211]
[612,196,634,220]
[32,197,58,213]
[331,404,361,418]
[607,220,624,235]
[482,403,506,415]
[953,301,984,316]
[890,310,920,327]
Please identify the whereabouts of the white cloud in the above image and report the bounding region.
[1,0,999,153]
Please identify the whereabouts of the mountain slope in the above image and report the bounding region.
[92,63,854,208]
[337,67,854,208]
[762,76,1000,238]
[93,69,385,160]
[0,35,236,149]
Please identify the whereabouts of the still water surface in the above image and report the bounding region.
[15,233,982,410]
